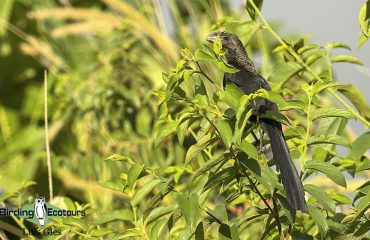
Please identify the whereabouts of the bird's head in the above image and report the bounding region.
[206,31,253,71]
[206,31,244,53]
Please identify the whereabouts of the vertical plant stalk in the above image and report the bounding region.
[301,90,312,169]
[44,70,54,200]
[232,149,283,237]
[248,0,370,128]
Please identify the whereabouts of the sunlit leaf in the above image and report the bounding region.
[268,62,302,90]
[337,84,370,122]
[304,184,335,214]
[331,55,363,65]
[307,134,349,147]
[310,107,354,121]
[131,179,162,206]
[185,133,217,164]
[177,193,201,231]
[308,204,328,239]
[304,160,346,187]
[128,164,144,188]
[217,120,233,148]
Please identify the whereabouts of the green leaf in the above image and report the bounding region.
[154,119,178,146]
[349,131,370,160]
[181,48,193,60]
[359,1,370,34]
[131,179,162,206]
[62,218,89,232]
[209,204,228,223]
[194,153,230,178]
[92,209,134,224]
[99,180,126,192]
[239,153,277,193]
[307,134,349,147]
[310,107,354,121]
[177,193,201,232]
[337,84,370,122]
[358,159,370,172]
[307,204,328,239]
[105,154,134,164]
[327,42,351,50]
[204,166,239,191]
[218,223,239,240]
[116,228,143,238]
[177,119,190,145]
[246,0,263,20]
[329,192,351,205]
[354,221,370,238]
[331,55,363,65]
[353,191,370,221]
[145,205,177,225]
[0,0,14,36]
[305,51,325,65]
[222,83,244,111]
[90,228,112,238]
[216,61,239,73]
[297,44,319,54]
[217,120,233,148]
[304,184,336,214]
[268,62,302,90]
[128,164,144,188]
[149,218,168,240]
[236,21,261,44]
[304,160,346,187]
[311,81,340,96]
[213,36,223,55]
[167,209,182,232]
[358,34,369,48]
[195,222,205,240]
[194,49,215,62]
[240,139,258,160]
[185,133,217,164]
[261,110,294,127]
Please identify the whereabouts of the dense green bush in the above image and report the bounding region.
[0,0,370,239]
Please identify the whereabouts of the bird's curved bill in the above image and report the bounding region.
[206,31,219,43]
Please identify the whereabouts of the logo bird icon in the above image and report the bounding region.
[34,196,47,226]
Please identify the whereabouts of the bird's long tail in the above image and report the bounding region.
[263,119,307,212]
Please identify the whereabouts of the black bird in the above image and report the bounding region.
[206,31,307,211]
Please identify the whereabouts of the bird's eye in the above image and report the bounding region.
[224,37,229,40]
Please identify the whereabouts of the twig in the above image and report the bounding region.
[272,195,283,239]
[231,150,277,216]
[44,70,53,200]
[0,229,9,240]
[231,147,284,236]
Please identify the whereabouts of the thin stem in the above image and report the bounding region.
[248,0,370,128]
[44,70,53,200]
[272,195,283,239]
[244,172,277,217]
[231,150,278,218]
[301,91,312,169]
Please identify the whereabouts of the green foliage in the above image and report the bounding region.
[0,0,370,239]
[358,0,370,47]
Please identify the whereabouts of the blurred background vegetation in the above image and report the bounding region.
[0,0,370,239]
